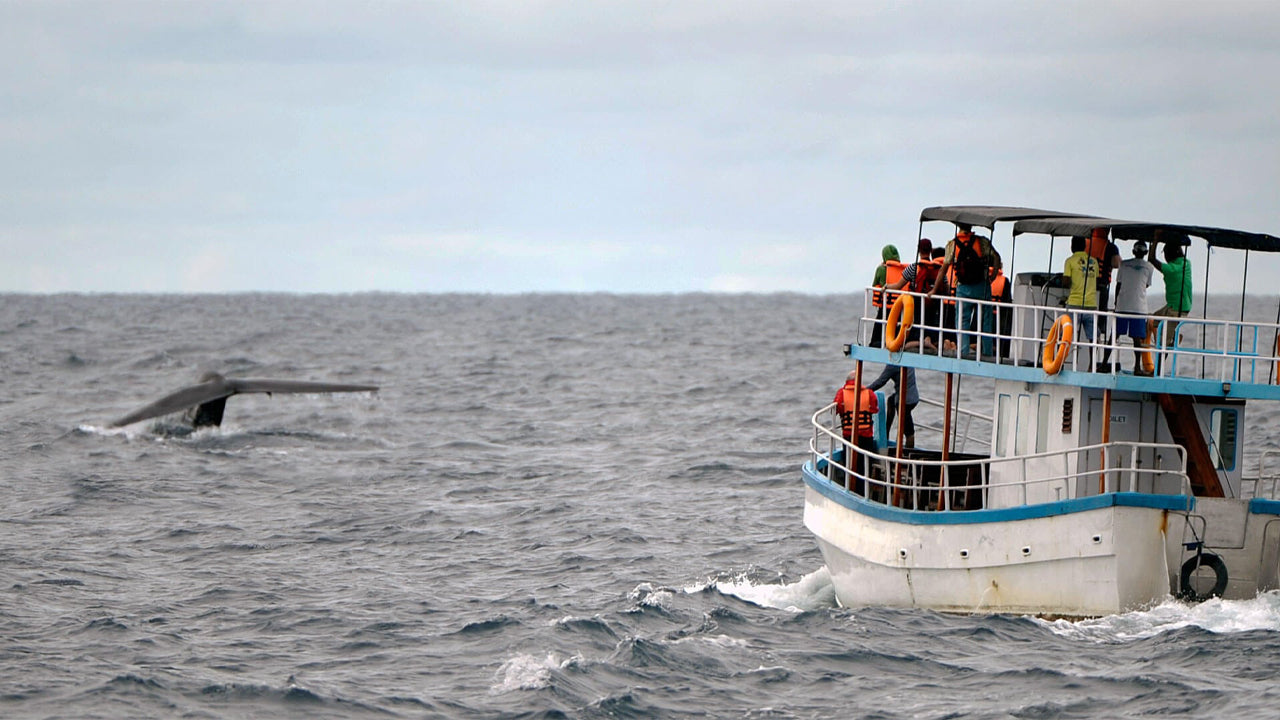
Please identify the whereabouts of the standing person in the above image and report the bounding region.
[1087,227,1122,370]
[989,252,1012,361]
[886,238,941,351]
[869,245,904,348]
[1147,231,1193,349]
[1113,240,1155,375]
[930,225,996,359]
[1064,235,1100,366]
[865,364,919,449]
[833,371,879,493]
[931,246,956,354]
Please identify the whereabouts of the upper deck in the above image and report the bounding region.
[851,286,1280,401]
[854,206,1280,402]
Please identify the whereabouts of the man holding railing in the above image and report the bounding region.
[1147,230,1193,350]
[865,364,918,450]
[885,238,942,352]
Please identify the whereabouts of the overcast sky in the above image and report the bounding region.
[3,1,1279,293]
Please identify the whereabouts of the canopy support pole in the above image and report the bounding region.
[1201,244,1211,376]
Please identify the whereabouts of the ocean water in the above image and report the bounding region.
[4,292,1280,719]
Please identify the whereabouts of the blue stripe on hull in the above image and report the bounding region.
[802,461,1195,524]
[1249,498,1280,516]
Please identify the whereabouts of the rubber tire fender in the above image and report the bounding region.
[1178,552,1229,602]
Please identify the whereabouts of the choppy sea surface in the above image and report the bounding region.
[4,292,1280,719]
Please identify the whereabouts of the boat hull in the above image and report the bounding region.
[803,464,1186,617]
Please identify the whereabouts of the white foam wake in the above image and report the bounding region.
[1041,591,1280,642]
[689,567,837,612]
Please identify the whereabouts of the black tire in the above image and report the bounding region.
[1179,553,1229,602]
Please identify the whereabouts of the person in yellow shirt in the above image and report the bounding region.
[1064,235,1100,348]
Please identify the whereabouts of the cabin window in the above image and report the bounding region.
[996,394,1011,457]
[1036,394,1051,453]
[1015,394,1032,456]
[1210,409,1239,471]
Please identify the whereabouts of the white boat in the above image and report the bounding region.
[803,206,1280,618]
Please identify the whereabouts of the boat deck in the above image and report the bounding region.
[855,287,1280,400]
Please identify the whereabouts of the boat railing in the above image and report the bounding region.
[859,287,1280,384]
[1243,450,1280,500]
[811,403,1191,511]
[913,395,991,453]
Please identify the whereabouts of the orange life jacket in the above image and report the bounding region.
[911,257,943,294]
[837,384,877,438]
[990,269,1008,300]
[1086,229,1114,284]
[872,260,906,307]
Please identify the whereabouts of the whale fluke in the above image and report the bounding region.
[111,371,379,429]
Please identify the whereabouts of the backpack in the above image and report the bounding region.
[953,236,988,286]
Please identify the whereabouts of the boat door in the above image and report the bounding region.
[1085,397,1150,494]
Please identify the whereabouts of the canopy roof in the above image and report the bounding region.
[1011,216,1280,253]
[919,206,1096,230]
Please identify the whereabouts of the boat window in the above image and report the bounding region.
[1036,394,1051,453]
[1210,409,1239,471]
[1015,394,1032,456]
[996,394,1011,457]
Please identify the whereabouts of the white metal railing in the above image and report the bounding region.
[915,395,991,453]
[810,404,1192,512]
[860,287,1280,384]
[1243,450,1280,500]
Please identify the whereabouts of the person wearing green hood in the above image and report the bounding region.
[869,244,904,348]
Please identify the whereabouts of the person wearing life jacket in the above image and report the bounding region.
[1086,227,1122,370]
[988,252,1012,360]
[929,225,996,358]
[833,371,879,493]
[886,238,941,351]
[931,246,956,354]
[869,245,905,348]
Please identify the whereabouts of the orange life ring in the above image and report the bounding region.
[1042,314,1073,375]
[885,294,915,352]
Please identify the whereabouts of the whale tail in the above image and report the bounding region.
[111,371,378,429]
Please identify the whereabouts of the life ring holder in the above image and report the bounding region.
[1178,552,1229,601]
[1042,314,1073,375]
[885,294,915,352]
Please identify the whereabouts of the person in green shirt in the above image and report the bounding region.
[1147,230,1192,348]
[1064,235,1100,344]
[869,244,901,348]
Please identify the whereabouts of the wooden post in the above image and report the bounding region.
[853,360,864,496]
[941,372,953,510]
[893,366,907,507]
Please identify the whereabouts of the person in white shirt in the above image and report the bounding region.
[1113,240,1155,375]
